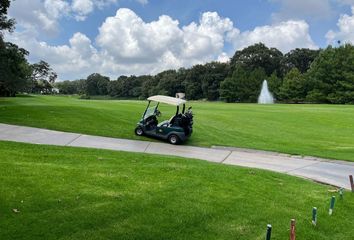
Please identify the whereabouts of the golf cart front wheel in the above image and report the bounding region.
[168,134,180,145]
[135,127,144,136]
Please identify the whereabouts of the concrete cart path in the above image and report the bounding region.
[1,123,353,190]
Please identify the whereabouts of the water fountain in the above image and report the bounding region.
[258,80,274,104]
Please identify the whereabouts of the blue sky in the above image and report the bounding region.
[6,0,354,80]
[23,0,352,46]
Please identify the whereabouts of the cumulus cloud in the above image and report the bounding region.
[8,0,146,33]
[326,7,354,44]
[6,30,99,75]
[6,8,317,80]
[96,9,183,63]
[73,0,93,13]
[72,0,95,21]
[96,9,236,72]
[8,0,65,35]
[6,9,237,79]
[230,20,318,53]
[44,0,71,19]
[181,12,236,60]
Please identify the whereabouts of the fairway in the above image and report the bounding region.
[1,141,353,240]
[1,95,354,161]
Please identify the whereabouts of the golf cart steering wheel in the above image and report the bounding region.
[155,109,161,117]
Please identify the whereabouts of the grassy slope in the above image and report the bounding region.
[0,95,354,161]
[1,141,353,240]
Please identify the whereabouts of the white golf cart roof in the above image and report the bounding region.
[147,95,186,106]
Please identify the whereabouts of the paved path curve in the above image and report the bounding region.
[1,123,353,190]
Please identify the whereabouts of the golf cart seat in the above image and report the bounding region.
[158,114,177,127]
[157,120,169,127]
[168,115,177,125]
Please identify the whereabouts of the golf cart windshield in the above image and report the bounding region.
[144,105,157,119]
[142,95,187,120]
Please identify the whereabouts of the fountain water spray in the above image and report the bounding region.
[258,80,274,104]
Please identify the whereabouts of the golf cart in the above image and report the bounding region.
[135,95,193,144]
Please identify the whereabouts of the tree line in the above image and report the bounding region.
[1,1,354,104]
[0,0,57,97]
[57,43,354,104]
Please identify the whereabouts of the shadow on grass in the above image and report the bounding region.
[15,94,36,98]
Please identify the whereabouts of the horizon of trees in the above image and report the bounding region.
[57,43,354,104]
[1,1,354,104]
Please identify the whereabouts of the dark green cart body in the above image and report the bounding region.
[135,95,193,144]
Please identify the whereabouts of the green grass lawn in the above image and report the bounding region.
[1,95,354,161]
[1,141,353,240]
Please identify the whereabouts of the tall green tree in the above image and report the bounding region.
[75,79,87,95]
[201,62,229,100]
[126,76,143,98]
[30,60,57,93]
[230,43,284,77]
[31,61,57,83]
[267,72,282,100]
[107,79,122,98]
[155,70,183,97]
[183,65,205,100]
[0,42,31,96]
[283,48,320,73]
[220,67,267,103]
[86,73,110,96]
[279,68,307,103]
[56,80,76,94]
[0,0,15,44]
[140,75,157,98]
[306,44,354,104]
[108,75,146,98]
[56,79,86,95]
[219,76,238,103]
[0,0,31,96]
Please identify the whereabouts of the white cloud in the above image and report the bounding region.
[5,30,99,75]
[326,7,354,44]
[96,9,184,62]
[44,0,71,19]
[181,11,236,60]
[217,52,230,63]
[6,8,317,80]
[230,20,318,53]
[6,9,237,79]
[96,9,235,69]
[94,0,121,9]
[72,0,94,21]
[8,0,146,33]
[8,0,63,35]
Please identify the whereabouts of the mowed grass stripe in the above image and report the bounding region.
[0,141,354,239]
[0,95,354,161]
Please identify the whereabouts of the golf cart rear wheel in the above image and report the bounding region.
[135,127,144,136]
[168,134,180,145]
